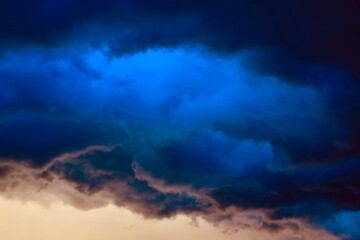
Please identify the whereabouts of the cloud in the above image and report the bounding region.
[0,146,344,240]
[1,1,359,77]
[0,3,359,237]
[0,47,358,238]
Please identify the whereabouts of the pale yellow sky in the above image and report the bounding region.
[0,197,339,240]
[0,197,260,240]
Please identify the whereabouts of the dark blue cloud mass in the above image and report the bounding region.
[0,1,359,239]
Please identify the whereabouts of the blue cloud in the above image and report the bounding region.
[324,211,360,239]
[0,44,359,238]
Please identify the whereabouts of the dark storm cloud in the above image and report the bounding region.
[0,1,359,238]
[1,0,359,76]
[0,46,359,238]
[37,145,208,218]
[26,139,359,236]
[134,132,360,214]
[0,50,128,167]
[0,115,124,166]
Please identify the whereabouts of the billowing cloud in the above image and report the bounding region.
[0,1,359,239]
[1,1,359,75]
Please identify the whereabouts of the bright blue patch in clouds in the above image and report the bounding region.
[0,46,327,169]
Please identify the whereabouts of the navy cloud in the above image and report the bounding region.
[0,1,359,238]
[1,0,359,77]
[0,46,359,238]
[1,48,340,166]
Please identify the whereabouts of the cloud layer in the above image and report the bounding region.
[0,1,359,239]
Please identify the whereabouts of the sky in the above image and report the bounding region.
[0,0,359,239]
